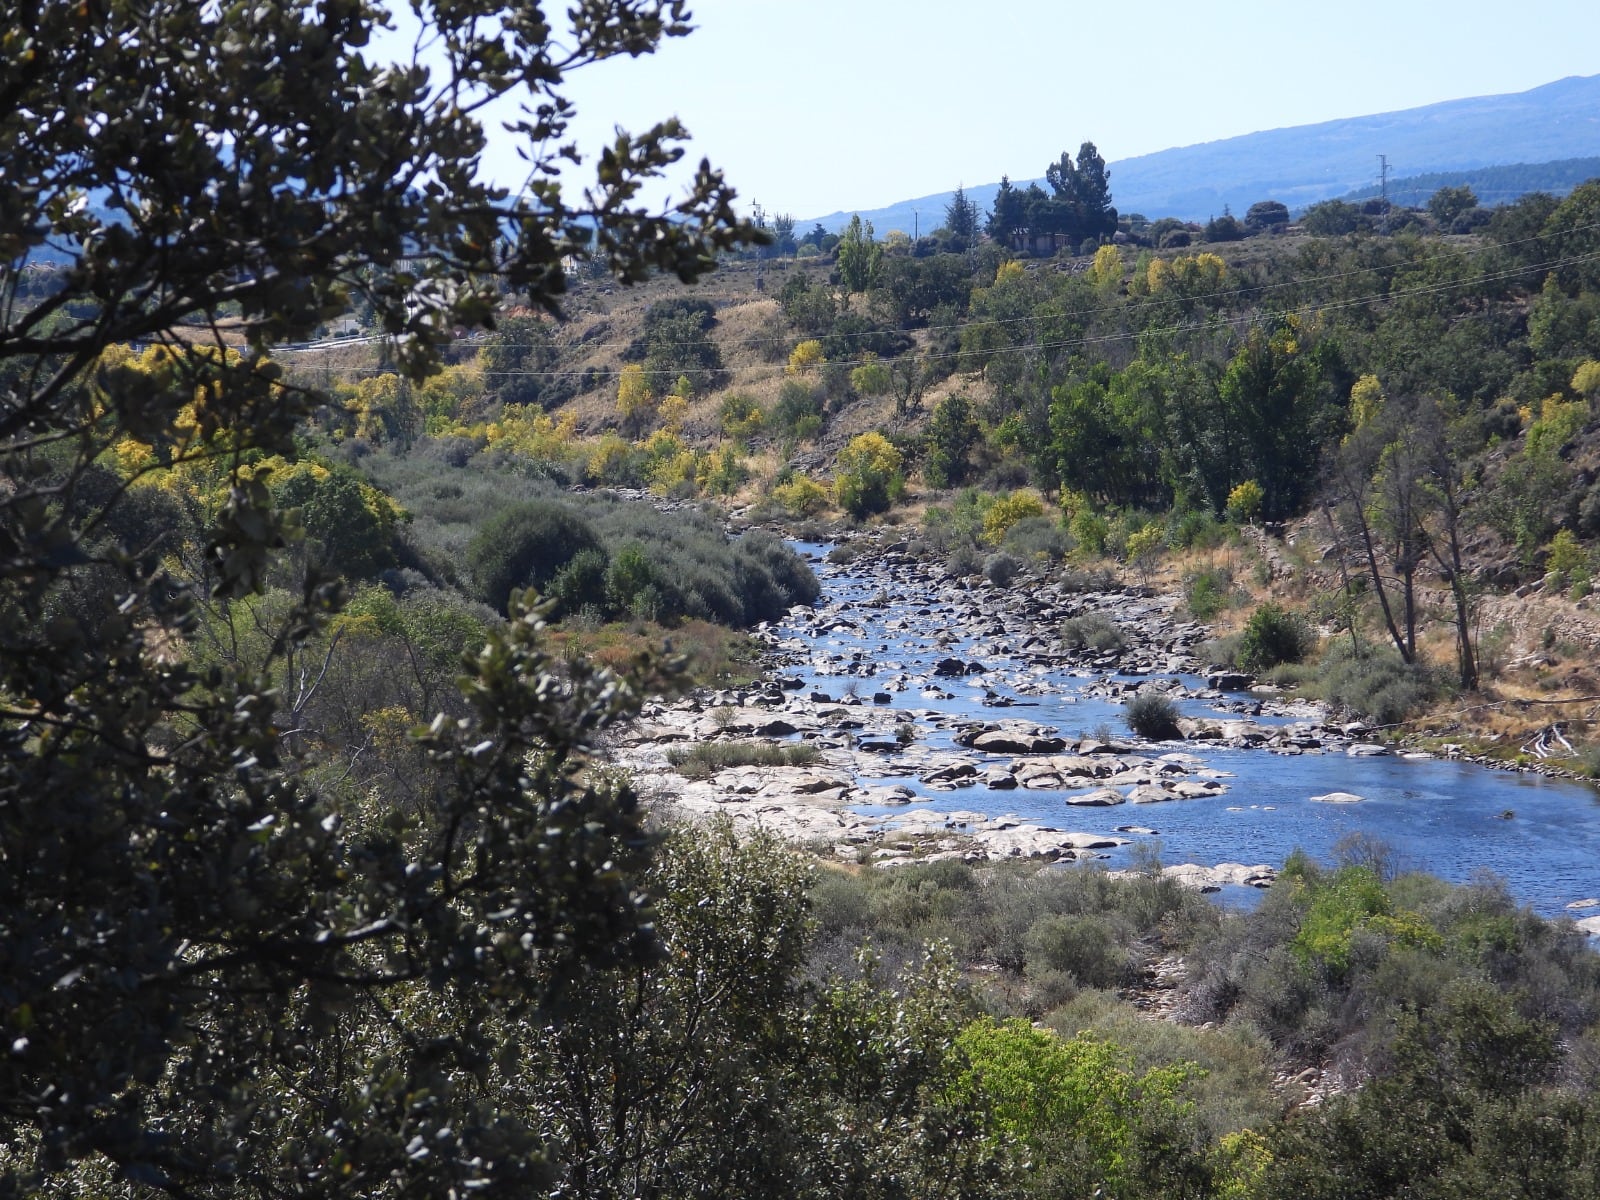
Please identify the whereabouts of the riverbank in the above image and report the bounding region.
[608,528,1600,921]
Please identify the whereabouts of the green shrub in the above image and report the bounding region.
[468,498,603,614]
[1316,640,1443,726]
[666,740,821,779]
[770,378,824,446]
[1235,602,1314,673]
[604,542,660,619]
[1024,914,1129,989]
[984,552,1023,587]
[1058,566,1117,593]
[1166,507,1226,550]
[544,545,610,619]
[946,546,983,577]
[1061,612,1125,652]
[1001,514,1069,562]
[1183,568,1233,620]
[1069,508,1109,557]
[731,529,824,619]
[718,391,765,441]
[1124,692,1181,740]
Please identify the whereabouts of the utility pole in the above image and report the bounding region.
[752,200,765,291]
[1378,154,1390,235]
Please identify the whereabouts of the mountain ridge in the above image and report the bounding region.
[802,73,1600,233]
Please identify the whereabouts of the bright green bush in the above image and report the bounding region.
[1183,568,1233,620]
[954,1017,1205,1199]
[1235,602,1314,673]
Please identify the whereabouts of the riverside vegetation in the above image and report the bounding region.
[6,1,1600,1195]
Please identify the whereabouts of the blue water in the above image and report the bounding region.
[778,545,1600,922]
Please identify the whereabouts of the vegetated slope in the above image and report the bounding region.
[1336,156,1600,211]
[803,73,1600,231]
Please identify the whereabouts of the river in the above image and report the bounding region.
[773,541,1600,923]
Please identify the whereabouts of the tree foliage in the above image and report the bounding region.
[835,215,884,295]
[0,2,759,1194]
[833,432,905,518]
[943,184,983,245]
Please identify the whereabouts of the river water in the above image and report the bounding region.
[777,544,1600,923]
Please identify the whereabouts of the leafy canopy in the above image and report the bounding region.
[0,2,758,1194]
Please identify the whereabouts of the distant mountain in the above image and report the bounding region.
[802,74,1600,233]
[1334,157,1600,210]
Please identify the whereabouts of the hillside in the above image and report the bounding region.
[803,73,1600,232]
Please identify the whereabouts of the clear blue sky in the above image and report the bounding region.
[473,0,1600,220]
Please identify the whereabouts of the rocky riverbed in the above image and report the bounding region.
[610,533,1409,890]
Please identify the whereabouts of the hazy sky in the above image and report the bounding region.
[477,0,1600,220]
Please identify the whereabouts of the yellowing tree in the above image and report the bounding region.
[1571,359,1600,400]
[1147,251,1227,296]
[833,431,904,518]
[617,362,656,437]
[1088,244,1124,293]
[787,339,825,376]
[1349,374,1386,431]
[982,491,1047,545]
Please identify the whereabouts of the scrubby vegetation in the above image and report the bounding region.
[13,5,1600,1194]
[802,845,1600,1200]
[1125,691,1183,740]
[1061,611,1126,652]
[667,739,821,778]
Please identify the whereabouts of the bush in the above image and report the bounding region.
[1317,641,1444,726]
[984,552,1023,587]
[1001,515,1069,562]
[719,391,765,442]
[1225,480,1264,524]
[849,358,891,396]
[946,546,983,578]
[1183,568,1233,620]
[833,432,905,519]
[770,379,824,446]
[1024,915,1129,989]
[1125,692,1181,740]
[1069,508,1109,557]
[770,473,830,517]
[667,740,820,779]
[544,545,610,619]
[982,491,1047,546]
[1235,602,1314,673]
[468,498,603,614]
[1058,566,1117,593]
[1061,612,1125,652]
[1166,507,1224,550]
